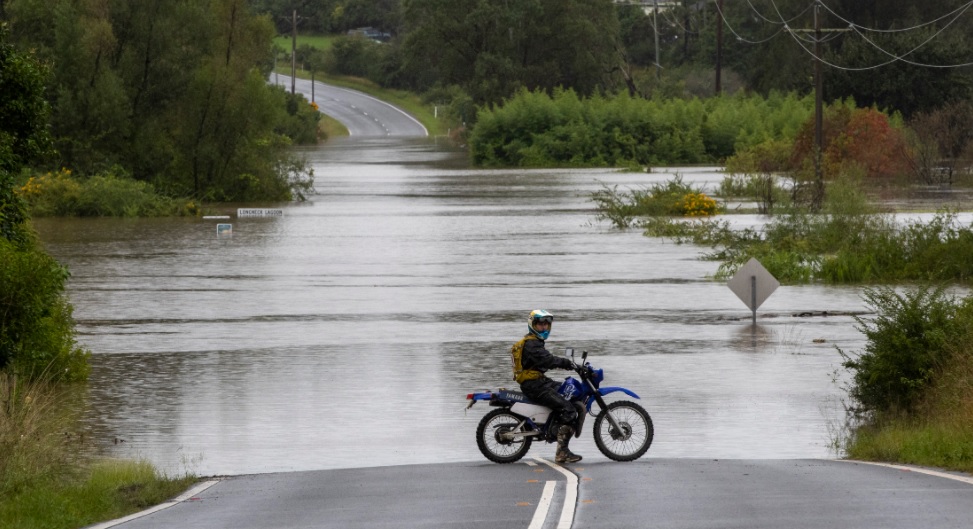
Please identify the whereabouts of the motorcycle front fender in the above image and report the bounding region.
[599,386,640,399]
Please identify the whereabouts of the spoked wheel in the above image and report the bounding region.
[476,409,533,463]
[593,401,653,462]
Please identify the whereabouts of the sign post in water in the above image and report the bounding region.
[727,258,779,325]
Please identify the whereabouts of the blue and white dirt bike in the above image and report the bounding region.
[466,349,653,463]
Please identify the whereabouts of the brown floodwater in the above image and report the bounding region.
[35,137,896,475]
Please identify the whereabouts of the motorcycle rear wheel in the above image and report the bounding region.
[476,408,533,463]
[593,401,653,462]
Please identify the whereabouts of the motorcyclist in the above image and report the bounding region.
[511,310,582,464]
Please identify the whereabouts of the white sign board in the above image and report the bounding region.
[727,257,779,313]
[237,208,283,218]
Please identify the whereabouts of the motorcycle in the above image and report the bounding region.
[466,349,653,463]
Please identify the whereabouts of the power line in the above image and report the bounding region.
[661,4,698,35]
[744,0,814,26]
[771,0,973,70]
[713,0,789,44]
[818,0,973,33]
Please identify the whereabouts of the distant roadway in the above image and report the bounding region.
[91,458,973,529]
[271,74,427,137]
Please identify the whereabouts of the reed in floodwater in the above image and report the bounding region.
[597,173,973,285]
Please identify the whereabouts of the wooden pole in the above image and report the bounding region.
[813,2,824,210]
[291,9,297,95]
[716,0,724,94]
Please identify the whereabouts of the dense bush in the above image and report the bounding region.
[840,287,971,416]
[0,237,89,381]
[470,89,813,167]
[16,169,198,218]
[324,35,387,80]
[276,90,322,146]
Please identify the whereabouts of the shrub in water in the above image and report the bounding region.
[674,192,719,217]
[17,168,189,217]
[840,286,962,416]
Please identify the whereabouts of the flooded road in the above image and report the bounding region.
[35,138,871,476]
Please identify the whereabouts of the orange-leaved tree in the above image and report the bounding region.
[791,105,912,181]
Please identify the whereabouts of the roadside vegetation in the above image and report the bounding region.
[16,169,201,218]
[839,287,973,473]
[0,377,198,529]
[3,2,319,214]
[1,28,196,528]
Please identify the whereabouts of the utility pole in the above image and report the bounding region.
[787,2,849,211]
[653,0,661,79]
[813,2,824,210]
[291,9,297,95]
[715,0,724,94]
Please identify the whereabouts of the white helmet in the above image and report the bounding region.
[527,309,553,340]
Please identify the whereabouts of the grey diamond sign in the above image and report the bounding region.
[728,258,779,322]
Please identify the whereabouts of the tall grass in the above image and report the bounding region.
[0,376,79,495]
[0,376,197,528]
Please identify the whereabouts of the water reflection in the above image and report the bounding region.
[35,138,869,476]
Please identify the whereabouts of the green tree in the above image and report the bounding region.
[400,0,623,105]
[5,0,314,201]
[0,21,50,243]
[0,24,88,380]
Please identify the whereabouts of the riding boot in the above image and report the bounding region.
[555,425,582,464]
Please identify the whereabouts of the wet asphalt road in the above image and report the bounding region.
[271,74,427,137]
[96,459,973,529]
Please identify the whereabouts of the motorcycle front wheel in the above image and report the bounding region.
[593,401,653,462]
[476,408,533,463]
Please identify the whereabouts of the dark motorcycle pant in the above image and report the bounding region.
[520,377,578,426]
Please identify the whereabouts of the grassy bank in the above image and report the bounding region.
[0,376,197,528]
[273,34,338,52]
[318,112,349,138]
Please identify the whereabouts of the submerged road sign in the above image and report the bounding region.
[727,258,779,324]
[237,208,283,218]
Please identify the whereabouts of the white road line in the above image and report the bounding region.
[842,460,973,486]
[536,458,578,529]
[85,479,220,529]
[524,460,537,467]
[528,481,557,529]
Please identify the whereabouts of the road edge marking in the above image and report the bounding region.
[278,74,429,137]
[528,481,557,529]
[840,460,973,486]
[535,458,578,529]
[83,479,221,529]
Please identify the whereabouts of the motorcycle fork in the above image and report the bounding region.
[585,379,624,436]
